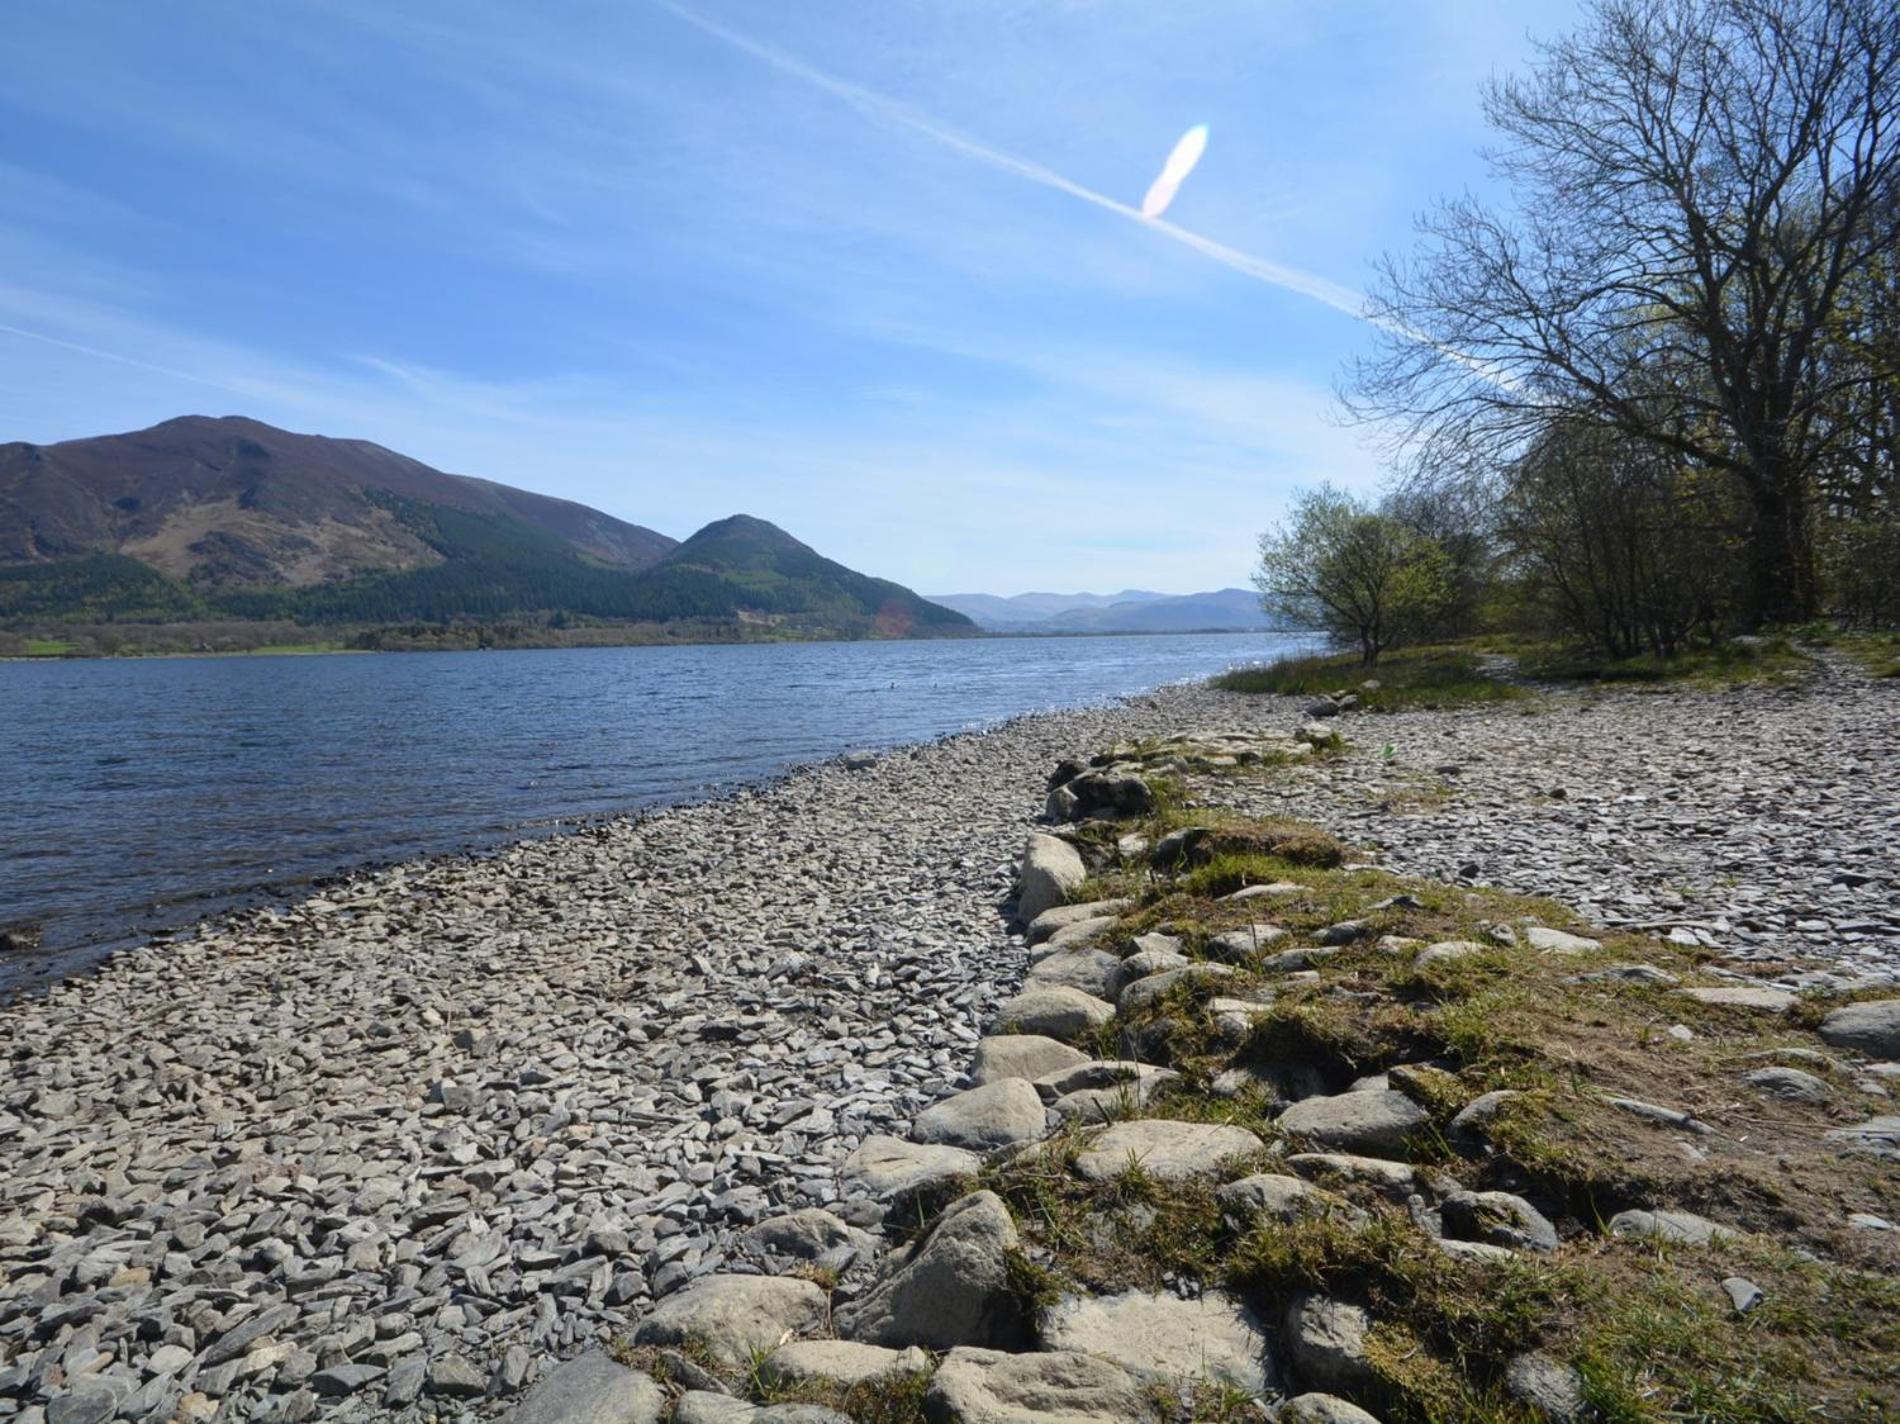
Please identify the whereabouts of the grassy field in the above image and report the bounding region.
[1213,634,1832,707]
[1212,646,1531,711]
[1504,634,1815,688]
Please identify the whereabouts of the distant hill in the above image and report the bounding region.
[932,586,1276,633]
[0,414,677,582]
[634,515,970,637]
[0,416,971,640]
[929,590,1170,627]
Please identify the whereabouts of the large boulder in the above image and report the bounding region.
[1607,1208,1737,1246]
[1074,1120,1262,1183]
[1504,1353,1589,1422]
[1286,1153,1419,1196]
[632,1275,828,1368]
[505,1353,664,1424]
[1818,999,1900,1058]
[1045,1067,1181,1124]
[1019,835,1088,923]
[913,1080,1049,1152]
[742,1209,877,1264]
[833,1191,1027,1351]
[1205,924,1290,964]
[1276,1090,1430,1157]
[1216,1173,1356,1229]
[1026,900,1132,946]
[1283,1293,1377,1397]
[970,1035,1090,1087]
[1039,1289,1276,1394]
[1027,947,1127,1002]
[840,1135,980,1208]
[1116,963,1237,1013]
[1440,1190,1559,1252]
[1035,918,1120,956]
[992,986,1115,1044]
[759,1341,930,1390]
[1051,770,1155,822]
[924,1348,1159,1424]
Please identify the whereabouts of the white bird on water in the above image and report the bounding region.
[1141,124,1208,219]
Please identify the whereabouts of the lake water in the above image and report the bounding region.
[0,632,1308,989]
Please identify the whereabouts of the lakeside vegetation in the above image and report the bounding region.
[1247,0,1898,673]
[967,732,1900,1421]
[1212,634,1835,710]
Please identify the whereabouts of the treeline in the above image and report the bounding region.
[1263,0,1899,661]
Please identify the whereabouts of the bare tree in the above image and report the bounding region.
[1350,0,1900,626]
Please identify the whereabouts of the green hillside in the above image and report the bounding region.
[1,495,973,640]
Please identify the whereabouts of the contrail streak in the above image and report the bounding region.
[0,319,242,393]
[650,0,1368,321]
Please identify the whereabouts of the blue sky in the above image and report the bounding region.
[0,0,1576,594]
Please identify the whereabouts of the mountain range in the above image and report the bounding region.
[930,587,1275,633]
[0,416,971,640]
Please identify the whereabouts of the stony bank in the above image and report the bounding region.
[1,662,1896,1422]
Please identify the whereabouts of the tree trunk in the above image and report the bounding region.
[1740,472,1817,628]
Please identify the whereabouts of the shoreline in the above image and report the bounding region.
[2,668,1895,1420]
[0,626,1288,663]
[0,675,1228,998]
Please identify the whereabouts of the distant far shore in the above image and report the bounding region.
[0,621,1286,660]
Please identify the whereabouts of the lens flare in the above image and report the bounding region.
[1141,124,1208,219]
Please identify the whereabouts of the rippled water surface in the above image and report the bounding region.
[0,632,1308,986]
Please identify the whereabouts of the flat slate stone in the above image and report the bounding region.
[969,1035,1090,1087]
[632,1275,828,1368]
[1826,1116,1900,1157]
[925,1347,1160,1424]
[1276,1089,1429,1156]
[1281,1396,1384,1424]
[1224,882,1307,902]
[1525,927,1599,954]
[1677,985,1797,1013]
[1074,1119,1262,1183]
[913,1079,1049,1151]
[1740,1066,1830,1102]
[505,1354,662,1424]
[1039,1289,1275,1394]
